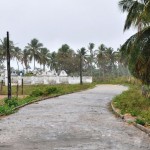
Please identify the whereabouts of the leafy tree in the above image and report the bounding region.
[57,44,77,74]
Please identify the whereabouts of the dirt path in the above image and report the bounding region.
[0,85,150,150]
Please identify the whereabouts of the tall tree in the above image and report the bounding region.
[26,39,43,70]
[22,49,30,72]
[57,44,75,74]
[96,44,107,77]
[78,47,86,85]
[0,37,15,60]
[119,0,150,85]
[47,52,58,71]
[119,0,149,31]
[88,43,95,76]
[14,47,22,72]
[38,48,51,71]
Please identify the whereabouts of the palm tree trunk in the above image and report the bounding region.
[43,64,45,71]
[34,57,35,70]
[17,61,19,72]
[17,61,19,75]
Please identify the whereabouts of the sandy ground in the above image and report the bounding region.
[0,95,6,100]
[0,85,150,150]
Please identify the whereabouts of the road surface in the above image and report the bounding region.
[0,85,150,150]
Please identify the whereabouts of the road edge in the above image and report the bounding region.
[111,101,150,137]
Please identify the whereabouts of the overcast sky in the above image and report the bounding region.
[0,0,136,52]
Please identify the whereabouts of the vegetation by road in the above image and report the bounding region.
[113,84,150,126]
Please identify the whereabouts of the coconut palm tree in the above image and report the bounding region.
[96,44,107,77]
[88,43,95,76]
[14,47,22,72]
[0,37,15,60]
[26,39,43,70]
[118,0,149,31]
[119,0,150,85]
[57,44,75,73]
[47,52,58,71]
[22,49,30,73]
[38,48,51,71]
[78,47,86,85]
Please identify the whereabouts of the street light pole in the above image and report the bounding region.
[7,31,11,99]
[80,53,83,85]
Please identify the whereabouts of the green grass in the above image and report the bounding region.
[94,76,141,85]
[0,84,95,95]
[113,85,150,125]
[0,83,95,116]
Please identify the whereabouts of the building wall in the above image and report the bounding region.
[4,76,92,86]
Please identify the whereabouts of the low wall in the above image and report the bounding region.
[4,76,92,86]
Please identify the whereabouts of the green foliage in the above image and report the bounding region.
[113,85,150,124]
[119,0,150,85]
[136,118,146,126]
[0,105,14,115]
[44,87,59,95]
[25,72,34,76]
[4,97,18,108]
[30,89,44,97]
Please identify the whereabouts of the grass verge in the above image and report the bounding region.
[113,85,150,126]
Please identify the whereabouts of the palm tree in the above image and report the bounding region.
[26,39,43,70]
[22,49,30,73]
[14,47,22,72]
[0,37,15,60]
[88,43,95,76]
[119,0,150,85]
[105,47,118,76]
[57,44,75,73]
[78,47,86,85]
[96,44,107,77]
[38,48,51,71]
[47,52,58,71]
[119,0,149,31]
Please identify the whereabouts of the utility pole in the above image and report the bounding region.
[7,31,11,99]
[80,53,83,85]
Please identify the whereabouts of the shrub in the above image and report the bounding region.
[0,105,14,115]
[4,97,18,108]
[30,89,44,97]
[136,118,146,126]
[44,87,59,95]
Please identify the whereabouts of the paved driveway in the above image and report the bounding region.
[0,85,150,150]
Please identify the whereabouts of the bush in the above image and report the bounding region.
[4,97,18,108]
[44,87,59,95]
[0,105,14,115]
[30,89,44,97]
[136,118,146,126]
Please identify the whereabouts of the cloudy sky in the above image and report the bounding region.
[0,0,136,52]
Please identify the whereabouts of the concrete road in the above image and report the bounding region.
[0,85,150,150]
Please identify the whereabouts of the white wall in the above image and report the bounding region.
[5,76,92,86]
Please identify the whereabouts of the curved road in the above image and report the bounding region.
[0,85,150,150]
